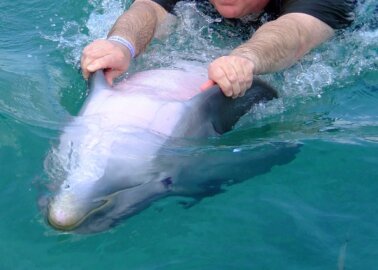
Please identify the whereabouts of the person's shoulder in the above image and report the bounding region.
[150,0,180,13]
[279,0,356,29]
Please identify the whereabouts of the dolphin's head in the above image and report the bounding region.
[46,131,175,232]
[47,173,173,232]
[47,180,107,231]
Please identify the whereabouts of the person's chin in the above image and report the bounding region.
[217,7,243,18]
[219,10,244,19]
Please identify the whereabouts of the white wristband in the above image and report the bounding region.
[107,36,136,58]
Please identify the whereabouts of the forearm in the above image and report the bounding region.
[108,0,168,56]
[231,13,334,75]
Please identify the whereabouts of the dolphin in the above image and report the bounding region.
[46,65,299,233]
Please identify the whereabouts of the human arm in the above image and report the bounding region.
[200,13,334,98]
[81,0,168,84]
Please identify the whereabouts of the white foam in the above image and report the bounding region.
[42,0,377,121]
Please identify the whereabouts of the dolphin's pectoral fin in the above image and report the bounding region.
[177,183,228,209]
[178,197,201,209]
[175,181,228,209]
[194,182,227,198]
[186,79,278,135]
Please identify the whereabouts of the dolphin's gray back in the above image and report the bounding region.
[156,78,282,195]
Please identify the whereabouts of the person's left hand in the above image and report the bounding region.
[200,55,255,98]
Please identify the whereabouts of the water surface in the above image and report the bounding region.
[0,0,377,269]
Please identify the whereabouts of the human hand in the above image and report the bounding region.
[81,39,132,85]
[200,55,255,98]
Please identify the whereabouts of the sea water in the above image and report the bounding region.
[0,0,377,269]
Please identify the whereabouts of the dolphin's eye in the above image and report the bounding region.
[161,177,172,189]
[64,184,70,189]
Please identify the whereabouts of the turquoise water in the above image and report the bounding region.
[1,0,377,269]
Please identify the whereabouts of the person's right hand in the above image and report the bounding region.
[81,39,132,85]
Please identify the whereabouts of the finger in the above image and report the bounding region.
[81,50,110,73]
[225,62,241,99]
[81,40,117,75]
[237,62,248,96]
[81,53,99,80]
[84,45,113,61]
[82,66,90,80]
[208,65,233,97]
[81,58,96,80]
[243,60,254,88]
[104,68,123,86]
[81,51,91,80]
[238,63,251,97]
[200,80,215,91]
[86,53,114,72]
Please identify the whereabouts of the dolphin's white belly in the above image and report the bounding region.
[80,91,186,134]
[57,89,187,186]
[48,68,207,229]
[80,67,207,133]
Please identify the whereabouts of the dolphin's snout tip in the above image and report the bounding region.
[47,194,85,231]
[47,192,109,231]
[47,205,80,231]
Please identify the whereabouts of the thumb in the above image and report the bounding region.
[200,80,215,91]
[104,69,122,86]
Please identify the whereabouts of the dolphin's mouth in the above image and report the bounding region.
[47,183,145,231]
[48,178,172,232]
[47,197,111,231]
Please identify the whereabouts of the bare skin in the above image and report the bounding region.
[81,0,167,85]
[81,0,334,97]
[200,12,334,98]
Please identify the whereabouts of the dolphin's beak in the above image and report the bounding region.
[47,180,167,232]
[47,192,108,231]
[47,205,82,231]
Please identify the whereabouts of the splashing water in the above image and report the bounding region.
[46,0,377,92]
[37,0,378,147]
[0,0,377,268]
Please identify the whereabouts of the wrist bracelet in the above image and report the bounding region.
[107,36,136,58]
